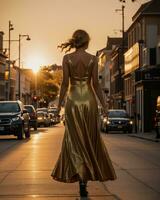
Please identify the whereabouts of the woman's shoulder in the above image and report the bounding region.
[86,53,97,63]
[63,51,97,63]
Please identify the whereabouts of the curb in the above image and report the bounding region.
[128,133,160,143]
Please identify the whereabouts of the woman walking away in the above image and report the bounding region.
[51,29,116,198]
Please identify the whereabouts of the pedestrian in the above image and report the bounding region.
[155,110,160,139]
[51,29,116,197]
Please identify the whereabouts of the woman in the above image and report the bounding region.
[51,30,116,197]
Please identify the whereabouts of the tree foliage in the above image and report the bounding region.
[37,65,62,105]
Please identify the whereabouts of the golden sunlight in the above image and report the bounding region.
[26,54,49,73]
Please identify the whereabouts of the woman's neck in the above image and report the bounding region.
[75,47,86,52]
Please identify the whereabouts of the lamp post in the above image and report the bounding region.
[18,34,31,100]
[4,30,31,100]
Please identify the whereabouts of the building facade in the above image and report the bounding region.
[0,31,7,100]
[97,37,122,109]
[14,68,34,104]
[124,0,160,132]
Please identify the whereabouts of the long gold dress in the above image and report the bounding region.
[51,53,116,183]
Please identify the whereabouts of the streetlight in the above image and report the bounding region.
[3,25,31,100]
[18,34,31,100]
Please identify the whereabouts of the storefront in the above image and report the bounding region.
[135,66,160,132]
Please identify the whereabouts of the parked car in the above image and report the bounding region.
[101,109,133,133]
[48,112,57,125]
[24,105,37,130]
[36,107,48,113]
[37,111,51,127]
[0,101,30,139]
[48,107,61,125]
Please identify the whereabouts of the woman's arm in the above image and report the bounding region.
[57,55,69,109]
[92,56,107,110]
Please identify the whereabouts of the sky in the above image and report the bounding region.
[0,0,149,71]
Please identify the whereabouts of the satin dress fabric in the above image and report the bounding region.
[51,57,116,183]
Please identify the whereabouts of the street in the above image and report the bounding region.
[0,125,160,200]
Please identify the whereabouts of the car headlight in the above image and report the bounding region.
[103,118,107,123]
[38,117,43,120]
[12,116,20,121]
[129,120,133,125]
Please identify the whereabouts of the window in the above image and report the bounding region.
[150,48,157,65]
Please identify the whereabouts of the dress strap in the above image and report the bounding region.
[67,55,72,66]
[88,58,94,67]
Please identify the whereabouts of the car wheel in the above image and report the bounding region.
[34,123,37,131]
[128,129,133,133]
[105,126,108,133]
[123,130,127,134]
[101,124,105,132]
[25,124,30,138]
[17,125,25,140]
[44,123,48,127]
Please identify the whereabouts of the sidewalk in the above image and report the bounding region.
[128,131,160,142]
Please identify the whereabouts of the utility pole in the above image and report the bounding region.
[18,34,31,100]
[4,30,31,100]
[8,21,14,100]
[115,3,125,108]
[18,34,21,100]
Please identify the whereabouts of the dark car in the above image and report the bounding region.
[101,109,133,133]
[24,105,37,130]
[0,101,30,139]
[37,111,51,127]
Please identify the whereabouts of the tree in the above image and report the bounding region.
[37,65,62,106]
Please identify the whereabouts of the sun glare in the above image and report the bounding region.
[26,55,48,73]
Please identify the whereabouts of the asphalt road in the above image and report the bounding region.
[0,125,160,200]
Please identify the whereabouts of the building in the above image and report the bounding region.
[4,60,17,100]
[124,0,160,132]
[97,37,122,108]
[14,68,34,104]
[0,31,7,100]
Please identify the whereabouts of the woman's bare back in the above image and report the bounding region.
[66,50,94,80]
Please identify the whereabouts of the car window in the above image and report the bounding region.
[37,108,48,112]
[108,110,129,118]
[48,108,58,114]
[37,112,44,117]
[0,103,20,113]
[24,106,34,113]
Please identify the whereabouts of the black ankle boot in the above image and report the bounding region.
[79,181,88,197]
